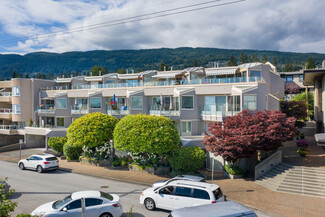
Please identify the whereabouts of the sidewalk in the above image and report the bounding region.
[1,148,325,217]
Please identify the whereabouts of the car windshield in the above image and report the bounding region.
[45,157,57,161]
[100,191,113,201]
[52,195,72,209]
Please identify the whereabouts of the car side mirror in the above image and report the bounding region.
[62,207,67,212]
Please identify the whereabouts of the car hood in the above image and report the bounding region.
[152,180,166,187]
[142,186,157,194]
[31,201,57,215]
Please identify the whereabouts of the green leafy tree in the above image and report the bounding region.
[158,62,170,71]
[293,91,314,118]
[12,71,18,78]
[239,52,249,64]
[114,114,180,159]
[35,72,46,79]
[306,57,316,69]
[283,63,294,72]
[25,72,30,78]
[227,56,237,66]
[280,100,307,121]
[91,65,108,76]
[48,137,67,153]
[0,177,17,217]
[115,67,126,74]
[168,146,206,174]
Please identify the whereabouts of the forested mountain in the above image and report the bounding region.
[0,47,324,79]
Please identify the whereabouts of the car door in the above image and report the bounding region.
[25,156,36,169]
[85,198,103,217]
[173,186,193,210]
[34,156,43,170]
[156,186,175,210]
[191,188,211,206]
[61,199,82,217]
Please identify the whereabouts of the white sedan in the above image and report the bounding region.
[31,190,123,217]
[18,154,59,173]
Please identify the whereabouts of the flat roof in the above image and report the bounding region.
[303,68,325,86]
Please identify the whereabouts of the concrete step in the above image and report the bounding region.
[279,182,325,192]
[285,173,325,182]
[282,178,325,187]
[277,187,325,198]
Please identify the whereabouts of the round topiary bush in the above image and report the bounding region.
[113,114,180,157]
[168,146,206,174]
[48,137,67,153]
[63,143,83,160]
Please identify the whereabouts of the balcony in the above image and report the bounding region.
[0,108,12,119]
[0,92,12,103]
[38,105,55,115]
[149,109,180,117]
[107,109,130,116]
[71,105,89,115]
[0,124,20,135]
[201,110,240,121]
[40,76,262,91]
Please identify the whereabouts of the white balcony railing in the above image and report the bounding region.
[149,110,180,116]
[201,110,240,121]
[0,125,20,130]
[107,110,130,116]
[0,108,12,114]
[0,92,12,97]
[38,106,55,114]
[71,105,88,114]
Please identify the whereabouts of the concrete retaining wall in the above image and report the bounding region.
[255,150,282,180]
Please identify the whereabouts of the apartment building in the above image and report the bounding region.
[0,62,284,170]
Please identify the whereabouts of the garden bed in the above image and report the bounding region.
[129,163,170,175]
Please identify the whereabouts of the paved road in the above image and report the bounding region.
[0,160,273,217]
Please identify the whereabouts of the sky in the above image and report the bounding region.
[0,0,323,54]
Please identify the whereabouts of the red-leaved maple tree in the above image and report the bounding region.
[203,110,297,163]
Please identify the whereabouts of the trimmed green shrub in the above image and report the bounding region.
[63,143,83,160]
[67,112,118,149]
[48,137,67,153]
[168,146,206,173]
[112,160,121,167]
[224,164,244,175]
[114,114,180,156]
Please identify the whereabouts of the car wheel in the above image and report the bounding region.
[37,165,43,173]
[144,198,156,210]
[99,213,112,217]
[19,163,25,170]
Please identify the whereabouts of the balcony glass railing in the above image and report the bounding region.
[107,109,130,116]
[71,105,88,114]
[0,92,12,97]
[0,125,21,130]
[201,110,240,119]
[40,76,262,91]
[0,108,12,114]
[38,105,55,113]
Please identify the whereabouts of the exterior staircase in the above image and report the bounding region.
[256,163,325,198]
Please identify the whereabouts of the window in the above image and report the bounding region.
[100,192,113,201]
[12,86,20,96]
[74,98,88,110]
[85,198,103,207]
[227,96,240,112]
[215,96,226,111]
[181,96,194,109]
[56,98,67,109]
[285,75,293,82]
[181,121,191,136]
[12,104,21,114]
[250,70,261,81]
[159,186,174,195]
[243,95,256,110]
[213,188,223,200]
[175,187,192,197]
[204,96,215,111]
[131,96,143,109]
[299,75,303,82]
[66,199,81,210]
[90,98,101,109]
[57,118,64,127]
[193,189,210,200]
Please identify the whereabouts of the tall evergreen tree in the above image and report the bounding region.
[272,57,278,67]
[159,62,170,71]
[227,56,237,66]
[262,54,268,63]
[283,63,294,72]
[239,52,249,64]
[12,71,18,78]
[306,57,316,69]
[251,54,260,62]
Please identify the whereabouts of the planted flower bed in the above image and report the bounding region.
[296,140,309,157]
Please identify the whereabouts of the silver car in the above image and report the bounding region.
[152,175,205,187]
[168,201,257,217]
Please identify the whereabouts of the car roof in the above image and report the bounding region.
[171,201,255,216]
[30,154,55,158]
[167,180,220,190]
[71,191,101,200]
[173,175,204,181]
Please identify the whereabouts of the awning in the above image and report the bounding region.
[205,67,239,76]
[56,78,72,83]
[152,70,186,79]
[102,89,127,97]
[84,76,103,82]
[118,73,141,80]
[67,91,88,98]
[54,92,67,98]
[184,67,204,73]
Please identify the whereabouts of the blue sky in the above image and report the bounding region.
[0,0,324,54]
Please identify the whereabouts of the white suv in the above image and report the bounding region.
[18,154,59,173]
[140,180,224,211]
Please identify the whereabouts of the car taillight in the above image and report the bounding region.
[211,201,216,203]
[113,203,119,207]
[43,162,50,164]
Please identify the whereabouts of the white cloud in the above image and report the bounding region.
[1,0,325,54]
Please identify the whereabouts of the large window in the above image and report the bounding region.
[181,96,194,109]
[75,98,88,110]
[175,187,192,197]
[299,75,303,82]
[90,98,101,109]
[227,95,240,112]
[131,96,143,109]
[57,118,64,127]
[243,95,257,110]
[215,96,226,111]
[250,70,261,81]
[181,121,191,136]
[285,75,293,82]
[56,98,67,109]
[12,104,21,114]
[12,86,20,96]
